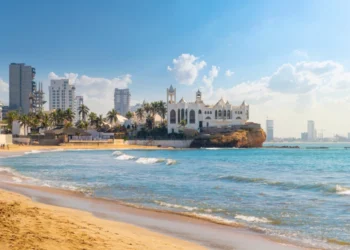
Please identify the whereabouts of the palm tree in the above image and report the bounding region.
[106,109,118,124]
[150,102,158,118]
[18,114,30,135]
[64,108,75,123]
[41,113,51,130]
[76,120,88,129]
[135,108,144,122]
[142,101,151,115]
[6,111,19,130]
[88,112,98,127]
[95,114,105,129]
[125,111,134,120]
[157,101,167,121]
[78,104,90,121]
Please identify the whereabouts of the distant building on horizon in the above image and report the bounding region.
[114,88,130,116]
[49,79,76,112]
[266,120,274,141]
[130,103,142,113]
[9,63,36,114]
[307,120,316,141]
[301,132,308,141]
[74,96,84,123]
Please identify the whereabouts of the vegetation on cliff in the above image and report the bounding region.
[190,128,266,148]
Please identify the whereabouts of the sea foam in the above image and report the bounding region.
[136,157,165,164]
[115,154,135,160]
[235,214,272,223]
[154,200,198,211]
[335,185,350,195]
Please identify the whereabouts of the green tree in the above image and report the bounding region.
[95,114,105,130]
[6,111,19,130]
[157,101,167,121]
[64,108,75,123]
[125,111,134,120]
[142,101,151,114]
[76,120,88,129]
[78,104,90,121]
[135,108,144,122]
[106,109,118,124]
[88,112,98,127]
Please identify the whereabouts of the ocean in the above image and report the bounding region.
[1,144,350,249]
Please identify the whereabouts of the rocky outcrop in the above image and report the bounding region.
[190,128,266,148]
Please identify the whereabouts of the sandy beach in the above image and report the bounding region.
[0,188,206,250]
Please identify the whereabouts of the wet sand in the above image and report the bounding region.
[0,148,310,250]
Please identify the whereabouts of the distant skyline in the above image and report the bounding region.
[1,0,350,137]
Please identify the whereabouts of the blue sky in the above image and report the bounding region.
[1,0,350,137]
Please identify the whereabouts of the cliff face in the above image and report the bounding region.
[190,128,266,148]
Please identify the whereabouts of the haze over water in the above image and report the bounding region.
[1,145,350,249]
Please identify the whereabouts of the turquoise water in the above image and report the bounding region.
[1,145,350,249]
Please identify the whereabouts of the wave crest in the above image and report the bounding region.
[335,185,350,195]
[115,154,135,160]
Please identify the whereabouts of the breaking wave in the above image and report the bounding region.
[136,157,165,164]
[218,175,350,196]
[154,200,198,211]
[115,154,135,160]
[112,151,123,156]
[235,214,272,224]
[335,185,350,195]
[166,159,177,165]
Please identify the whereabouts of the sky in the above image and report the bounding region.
[1,0,350,137]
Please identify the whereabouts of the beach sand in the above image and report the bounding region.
[0,188,205,250]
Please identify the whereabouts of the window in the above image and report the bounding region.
[170,110,176,124]
[198,109,202,114]
[236,117,242,120]
[223,110,226,117]
[189,110,195,124]
[218,110,222,117]
[205,116,211,119]
[227,110,231,119]
[215,110,217,119]
[181,109,185,120]
[178,109,180,123]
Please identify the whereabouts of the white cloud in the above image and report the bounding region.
[293,49,309,59]
[0,78,9,104]
[48,72,132,115]
[225,70,234,77]
[167,54,206,85]
[197,60,350,137]
[202,66,219,97]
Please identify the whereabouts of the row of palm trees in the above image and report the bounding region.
[4,101,167,134]
[134,101,167,129]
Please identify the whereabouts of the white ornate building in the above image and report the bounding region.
[166,85,249,133]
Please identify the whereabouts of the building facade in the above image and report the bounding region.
[9,63,36,114]
[166,85,249,134]
[266,120,274,141]
[114,88,130,116]
[74,96,84,123]
[49,79,76,111]
[307,120,315,141]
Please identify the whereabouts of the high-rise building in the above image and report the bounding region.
[29,82,46,114]
[114,88,130,116]
[266,120,274,141]
[74,96,84,123]
[9,63,36,114]
[307,120,315,141]
[49,79,76,111]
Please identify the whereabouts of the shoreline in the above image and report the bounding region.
[0,146,313,250]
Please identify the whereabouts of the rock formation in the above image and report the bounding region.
[190,128,266,148]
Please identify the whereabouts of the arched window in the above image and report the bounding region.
[227,110,231,119]
[181,109,185,120]
[215,110,217,119]
[223,110,226,117]
[205,116,211,119]
[236,116,241,120]
[190,110,195,124]
[199,109,202,114]
[218,110,222,117]
[170,110,176,124]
